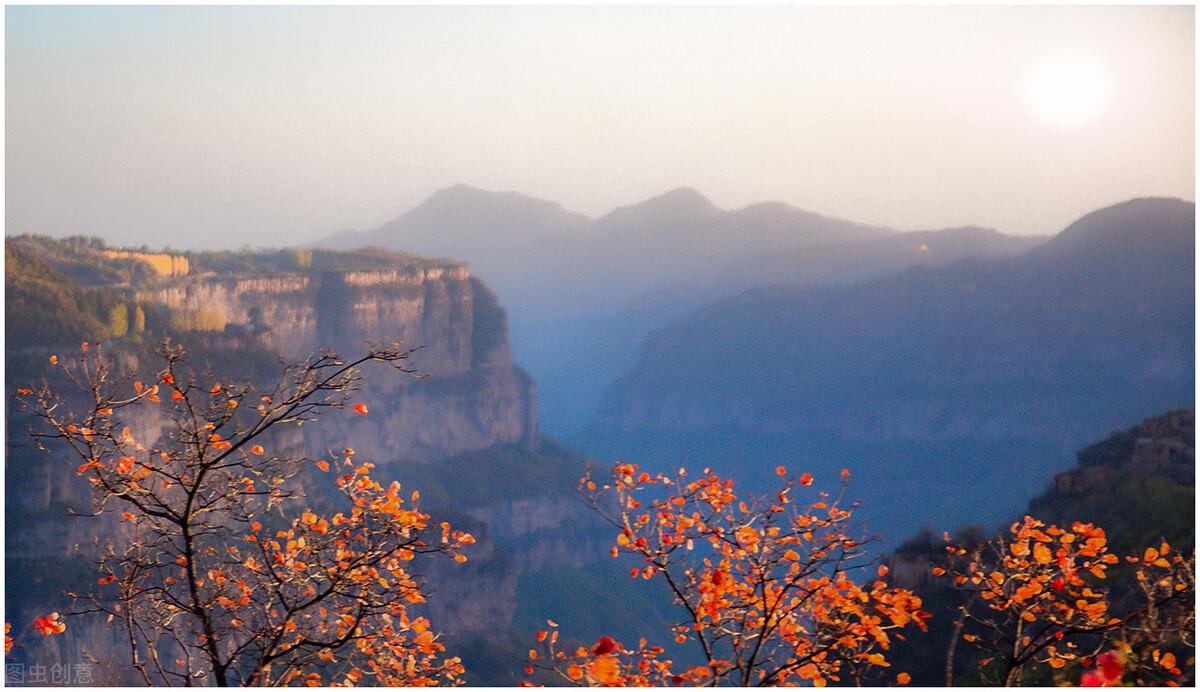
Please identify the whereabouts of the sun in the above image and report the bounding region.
[1023,52,1111,128]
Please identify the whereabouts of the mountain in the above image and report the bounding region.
[580,198,1194,543]
[316,186,1042,434]
[327,183,593,251]
[6,192,1192,684]
[320,185,593,313]
[1032,196,1195,261]
[3,236,665,685]
[320,185,896,316]
[7,236,537,462]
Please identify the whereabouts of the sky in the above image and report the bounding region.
[5,5,1195,250]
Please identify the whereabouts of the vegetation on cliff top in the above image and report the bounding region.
[5,235,470,356]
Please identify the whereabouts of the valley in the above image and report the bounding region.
[4,194,1194,685]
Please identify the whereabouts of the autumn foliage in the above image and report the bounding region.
[935,515,1194,686]
[527,464,930,686]
[17,341,471,686]
[9,341,1194,688]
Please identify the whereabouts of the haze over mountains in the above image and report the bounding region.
[324,190,1192,546]
[580,197,1194,543]
[3,239,594,684]
[6,193,1193,685]
[320,186,1046,433]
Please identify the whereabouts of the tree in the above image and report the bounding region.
[133,305,146,335]
[108,304,129,338]
[527,464,929,686]
[934,515,1194,686]
[18,340,473,686]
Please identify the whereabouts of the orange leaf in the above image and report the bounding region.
[799,473,814,486]
[354,403,369,415]
[589,655,620,685]
[33,613,66,636]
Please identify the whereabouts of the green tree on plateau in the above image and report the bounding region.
[108,303,129,337]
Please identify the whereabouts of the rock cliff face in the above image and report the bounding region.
[5,240,545,654]
[1043,409,1195,503]
[138,251,537,461]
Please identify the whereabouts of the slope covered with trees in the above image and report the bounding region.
[583,198,1194,543]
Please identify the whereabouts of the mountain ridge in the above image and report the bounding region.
[1032,196,1194,258]
[580,196,1194,543]
[315,184,1051,435]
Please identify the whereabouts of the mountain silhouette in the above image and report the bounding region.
[580,197,1194,543]
[317,186,1041,433]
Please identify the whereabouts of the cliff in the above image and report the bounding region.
[8,240,537,462]
[5,238,545,659]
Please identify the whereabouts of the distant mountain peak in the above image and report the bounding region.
[1037,197,1195,258]
[598,187,721,226]
[432,182,488,197]
[727,200,896,237]
[383,185,594,235]
[647,186,718,210]
[421,184,580,214]
[735,199,805,215]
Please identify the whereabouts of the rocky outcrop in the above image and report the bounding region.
[137,251,536,461]
[1051,410,1195,496]
[5,242,546,652]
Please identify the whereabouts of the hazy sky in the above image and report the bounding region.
[5,5,1194,249]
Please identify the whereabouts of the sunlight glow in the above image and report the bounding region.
[1023,52,1112,128]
